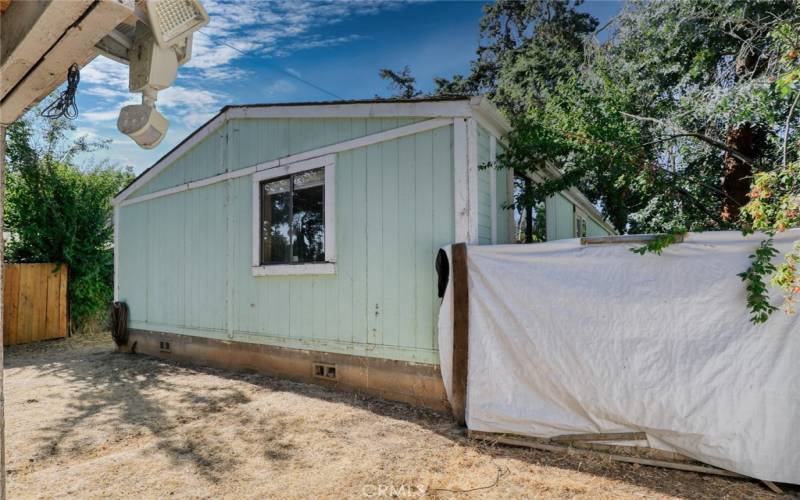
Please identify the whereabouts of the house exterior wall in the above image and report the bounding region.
[494,143,513,244]
[587,218,609,237]
[118,118,453,365]
[544,193,614,241]
[132,117,425,197]
[477,125,492,244]
[476,126,514,245]
[545,193,576,241]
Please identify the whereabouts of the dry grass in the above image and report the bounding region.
[4,332,792,499]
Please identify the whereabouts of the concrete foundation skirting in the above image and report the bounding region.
[125,329,450,412]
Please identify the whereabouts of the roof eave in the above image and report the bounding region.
[469,96,511,136]
[113,96,508,204]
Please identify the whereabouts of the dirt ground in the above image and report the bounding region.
[3,332,792,499]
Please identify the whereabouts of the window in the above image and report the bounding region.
[252,155,335,276]
[260,168,325,265]
[575,214,587,238]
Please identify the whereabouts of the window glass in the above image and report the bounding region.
[261,179,292,264]
[293,168,324,189]
[260,168,325,265]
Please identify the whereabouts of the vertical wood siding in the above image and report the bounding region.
[476,125,492,244]
[587,218,610,237]
[118,119,453,364]
[546,193,576,241]
[476,127,513,244]
[495,142,512,244]
[133,118,424,197]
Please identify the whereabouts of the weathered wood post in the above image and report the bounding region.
[451,242,469,426]
[1,123,7,500]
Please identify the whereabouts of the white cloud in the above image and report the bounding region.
[83,86,128,100]
[81,57,129,91]
[72,127,102,139]
[186,0,400,80]
[279,34,368,54]
[82,109,121,122]
[264,79,297,96]
[71,0,411,172]
[157,85,227,128]
[158,86,221,109]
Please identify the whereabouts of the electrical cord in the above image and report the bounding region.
[41,63,81,119]
[111,301,129,347]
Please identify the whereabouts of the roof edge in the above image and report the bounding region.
[113,96,506,205]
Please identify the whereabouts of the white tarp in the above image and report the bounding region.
[437,231,800,483]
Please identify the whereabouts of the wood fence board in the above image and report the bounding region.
[59,265,68,337]
[32,264,48,341]
[18,265,34,344]
[4,263,68,346]
[46,265,61,339]
[3,264,20,346]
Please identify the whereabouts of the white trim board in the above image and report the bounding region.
[251,263,336,277]
[230,100,472,120]
[251,155,337,276]
[113,98,510,205]
[490,136,498,244]
[113,112,227,204]
[113,206,119,302]
[453,118,469,243]
[469,97,511,139]
[117,118,451,208]
[466,118,479,244]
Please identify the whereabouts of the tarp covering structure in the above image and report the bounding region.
[438,231,800,484]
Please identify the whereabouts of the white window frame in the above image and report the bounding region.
[251,154,336,276]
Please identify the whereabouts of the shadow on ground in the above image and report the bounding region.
[5,336,792,497]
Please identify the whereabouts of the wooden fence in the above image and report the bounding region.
[3,263,68,346]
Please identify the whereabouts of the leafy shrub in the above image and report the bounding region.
[4,115,133,331]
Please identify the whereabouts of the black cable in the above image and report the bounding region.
[197,31,344,100]
[41,63,81,119]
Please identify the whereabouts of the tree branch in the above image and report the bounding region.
[619,111,756,165]
[782,90,800,168]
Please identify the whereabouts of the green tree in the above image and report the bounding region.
[4,114,133,331]
[410,0,800,321]
[378,66,422,99]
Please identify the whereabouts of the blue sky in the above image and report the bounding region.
[66,0,621,174]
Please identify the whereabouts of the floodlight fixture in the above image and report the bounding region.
[146,0,209,48]
[117,89,169,149]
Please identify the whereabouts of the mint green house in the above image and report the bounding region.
[112,97,612,409]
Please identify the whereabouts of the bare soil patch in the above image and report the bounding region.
[4,332,790,498]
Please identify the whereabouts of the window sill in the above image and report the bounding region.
[251,262,336,277]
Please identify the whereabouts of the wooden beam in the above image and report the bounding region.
[550,432,647,443]
[762,481,783,494]
[0,0,134,124]
[581,233,685,246]
[0,0,94,100]
[469,431,745,479]
[451,242,469,426]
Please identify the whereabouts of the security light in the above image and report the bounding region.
[96,0,209,149]
[117,89,168,149]
[146,0,209,48]
[129,25,179,92]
